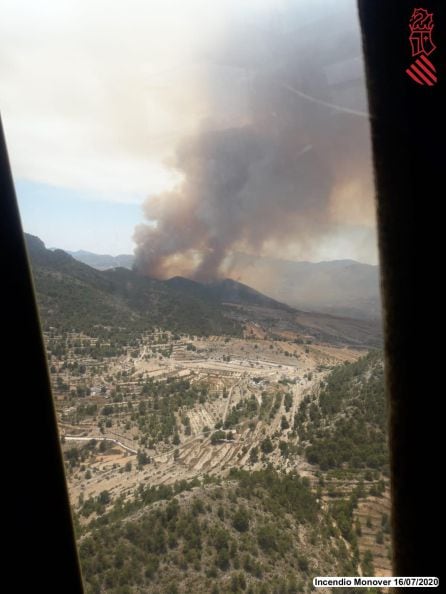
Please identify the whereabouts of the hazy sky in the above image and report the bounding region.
[1,0,378,263]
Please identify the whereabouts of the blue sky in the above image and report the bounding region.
[15,179,142,255]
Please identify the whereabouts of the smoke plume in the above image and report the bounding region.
[134,1,375,280]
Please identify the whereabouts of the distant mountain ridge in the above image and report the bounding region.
[67,249,380,320]
[26,234,241,337]
[25,234,382,347]
[229,253,381,321]
[65,249,134,270]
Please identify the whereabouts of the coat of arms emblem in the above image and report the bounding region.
[406,8,437,86]
[409,7,436,56]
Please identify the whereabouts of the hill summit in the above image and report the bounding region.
[24,234,381,347]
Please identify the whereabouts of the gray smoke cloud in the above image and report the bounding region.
[134,1,375,280]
